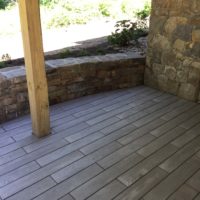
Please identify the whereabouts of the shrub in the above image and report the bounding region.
[47,12,71,28]
[108,19,148,46]
[0,0,16,9]
[135,2,151,20]
[59,49,73,58]
[0,61,5,68]
[0,53,11,68]
[40,0,55,7]
[0,0,10,9]
[108,1,151,47]
[40,0,49,6]
[98,2,111,17]
[108,20,136,46]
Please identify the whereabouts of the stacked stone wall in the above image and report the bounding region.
[0,52,145,122]
[145,0,200,101]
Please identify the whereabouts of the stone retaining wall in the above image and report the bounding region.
[145,0,200,102]
[0,52,145,122]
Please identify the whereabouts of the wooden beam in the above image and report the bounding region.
[18,0,50,137]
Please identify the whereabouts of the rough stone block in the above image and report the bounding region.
[145,0,200,102]
[0,52,145,123]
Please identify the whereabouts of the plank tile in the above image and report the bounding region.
[116,100,155,120]
[53,121,89,133]
[0,148,26,166]
[23,136,69,153]
[0,137,15,148]
[137,127,185,157]
[0,136,38,157]
[51,115,75,127]
[133,99,185,127]
[153,93,173,102]
[33,164,103,200]
[2,117,31,131]
[0,124,32,140]
[6,177,56,200]
[144,156,200,200]
[171,123,200,148]
[37,132,103,166]
[101,122,137,137]
[52,141,122,183]
[0,151,83,199]
[86,105,132,125]
[70,154,143,200]
[168,184,198,200]
[87,180,126,200]
[144,96,178,114]
[59,195,74,200]
[118,144,177,186]
[0,139,68,176]
[118,118,165,145]
[65,117,120,142]
[187,169,200,191]
[11,131,33,141]
[98,134,155,169]
[53,109,105,130]
[117,110,150,126]
[90,88,139,106]
[115,168,167,200]
[103,89,161,112]
[179,112,200,129]
[160,136,200,172]
[79,123,140,155]
[0,161,40,187]
[0,87,200,200]
[151,106,200,137]
[161,102,196,121]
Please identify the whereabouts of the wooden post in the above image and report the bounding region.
[18,0,50,137]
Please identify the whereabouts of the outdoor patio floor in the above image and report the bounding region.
[1,86,200,200]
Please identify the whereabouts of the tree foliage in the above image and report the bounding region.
[0,0,15,9]
[0,0,9,9]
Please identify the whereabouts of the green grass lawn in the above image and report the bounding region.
[0,0,151,36]
[0,0,150,62]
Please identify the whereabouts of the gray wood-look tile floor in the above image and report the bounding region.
[0,86,200,200]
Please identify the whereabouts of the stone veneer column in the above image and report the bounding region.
[145,0,200,102]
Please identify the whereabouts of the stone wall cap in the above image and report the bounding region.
[0,52,145,79]
[46,51,145,68]
[0,66,26,79]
